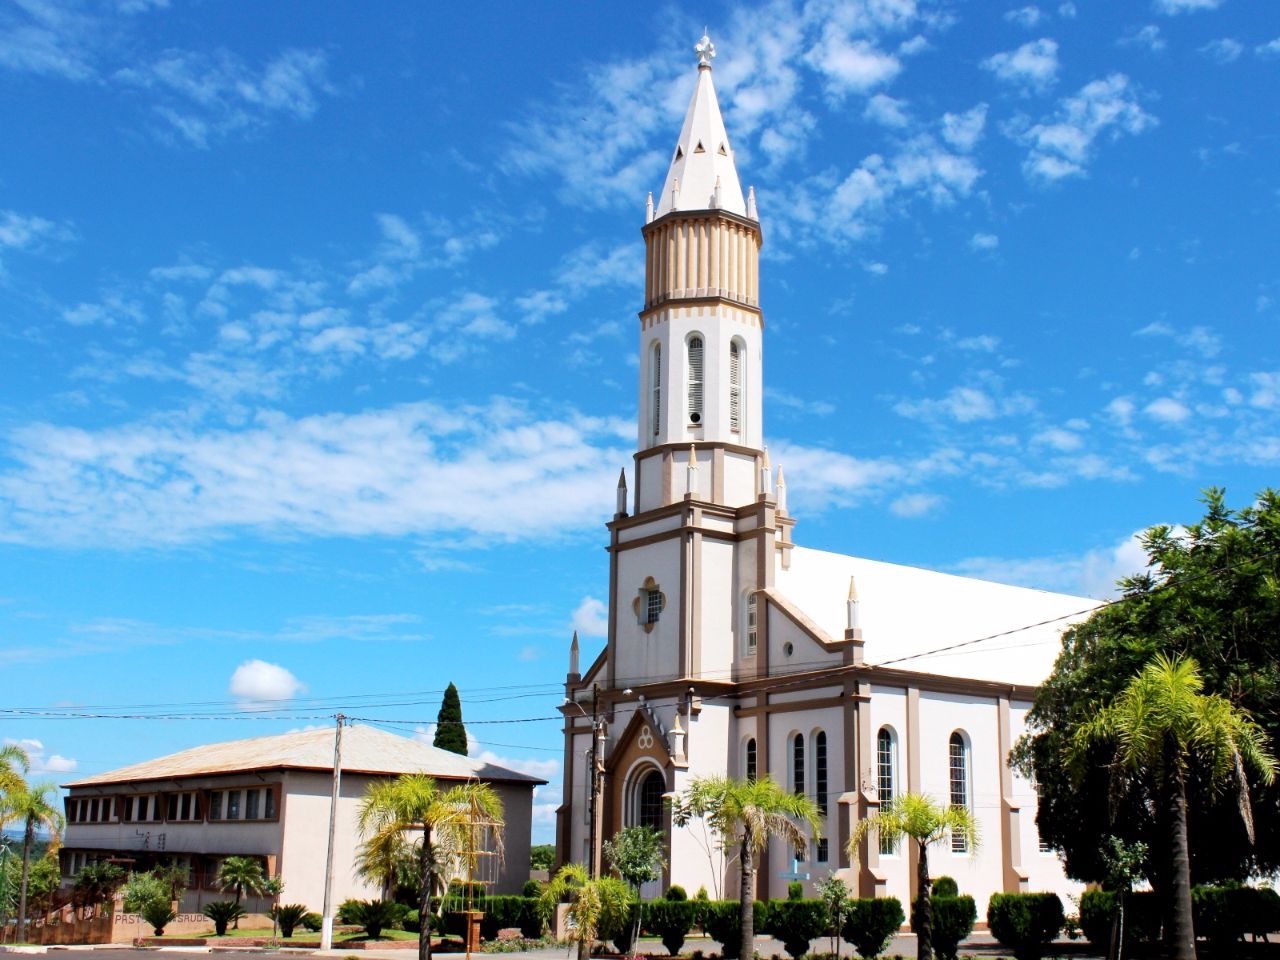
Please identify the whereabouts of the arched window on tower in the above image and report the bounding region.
[791,733,805,796]
[877,727,897,854]
[636,769,665,832]
[949,731,971,852]
[687,336,704,425]
[729,340,743,434]
[650,342,662,441]
[745,738,757,781]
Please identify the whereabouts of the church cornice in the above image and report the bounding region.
[637,295,763,322]
[641,206,763,239]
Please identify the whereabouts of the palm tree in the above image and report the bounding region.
[847,793,979,960]
[9,781,64,943]
[1073,653,1277,960]
[672,775,821,960]
[538,862,632,960]
[0,744,29,802]
[216,856,265,927]
[357,775,504,960]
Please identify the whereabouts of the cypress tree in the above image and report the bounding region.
[433,682,468,755]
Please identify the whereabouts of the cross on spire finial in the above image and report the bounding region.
[695,31,716,68]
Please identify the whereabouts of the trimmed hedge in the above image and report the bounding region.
[478,897,543,940]
[1193,885,1280,951]
[986,893,1064,960]
[911,895,976,960]
[761,899,827,959]
[932,877,959,898]
[644,899,695,955]
[600,901,641,954]
[841,897,904,959]
[701,900,764,959]
[1078,889,1162,951]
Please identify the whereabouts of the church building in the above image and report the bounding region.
[556,35,1097,915]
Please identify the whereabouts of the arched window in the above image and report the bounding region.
[949,732,970,852]
[729,340,743,434]
[743,591,758,655]
[791,733,805,796]
[814,730,829,863]
[636,769,665,832]
[877,728,897,854]
[745,738,757,781]
[650,342,662,440]
[687,336,704,424]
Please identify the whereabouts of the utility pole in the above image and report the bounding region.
[586,683,601,878]
[320,713,345,951]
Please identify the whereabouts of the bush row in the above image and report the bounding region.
[1080,885,1280,953]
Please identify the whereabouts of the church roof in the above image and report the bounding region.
[64,723,546,788]
[776,546,1104,687]
[654,35,747,219]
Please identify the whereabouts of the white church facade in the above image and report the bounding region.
[555,36,1097,916]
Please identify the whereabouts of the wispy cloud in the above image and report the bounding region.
[1198,38,1243,63]
[983,38,1060,93]
[1152,0,1222,14]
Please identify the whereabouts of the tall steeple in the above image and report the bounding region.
[654,33,747,218]
[634,33,766,512]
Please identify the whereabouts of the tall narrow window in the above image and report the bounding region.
[877,728,897,854]
[814,730,829,863]
[650,343,662,439]
[746,593,757,654]
[949,732,970,852]
[745,738,757,781]
[687,336,704,424]
[729,341,742,433]
[637,770,665,831]
[792,733,805,797]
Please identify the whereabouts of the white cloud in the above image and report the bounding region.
[228,659,305,705]
[969,232,999,251]
[0,209,74,253]
[950,531,1150,599]
[765,388,836,417]
[1145,397,1192,423]
[1258,38,1280,58]
[0,401,631,547]
[957,333,1000,351]
[1120,25,1167,52]
[1032,426,1084,451]
[1004,6,1044,28]
[863,261,889,275]
[889,492,944,518]
[1200,38,1243,63]
[897,386,997,422]
[1153,0,1222,13]
[864,93,910,128]
[571,596,609,639]
[1013,74,1156,182]
[982,38,1060,92]
[810,28,901,99]
[940,104,988,151]
[3,737,78,777]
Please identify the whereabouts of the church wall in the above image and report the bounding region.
[765,604,843,671]
[672,701,734,898]
[697,537,736,677]
[867,686,913,897]
[917,692,1004,914]
[724,450,757,504]
[1009,702,1075,898]
[613,540,683,685]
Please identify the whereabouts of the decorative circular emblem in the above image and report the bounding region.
[637,727,655,750]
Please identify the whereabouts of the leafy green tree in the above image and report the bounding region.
[848,793,978,960]
[7,781,63,943]
[356,774,503,960]
[72,861,126,917]
[529,844,555,872]
[1013,488,1280,886]
[261,874,284,944]
[671,775,821,960]
[603,826,665,956]
[122,871,171,914]
[1072,654,1276,960]
[433,683,468,756]
[537,863,631,960]
[815,874,850,957]
[216,856,265,926]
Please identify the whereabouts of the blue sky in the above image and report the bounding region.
[1,0,1276,843]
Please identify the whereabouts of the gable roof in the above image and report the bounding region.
[64,723,545,789]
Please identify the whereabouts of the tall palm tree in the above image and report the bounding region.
[357,775,504,960]
[1073,653,1277,960]
[538,862,631,960]
[216,856,265,927]
[9,782,63,943]
[847,793,979,960]
[672,775,821,960]
[0,745,30,803]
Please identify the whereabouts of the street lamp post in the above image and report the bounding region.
[566,684,604,877]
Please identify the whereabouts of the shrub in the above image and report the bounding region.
[841,897,904,959]
[931,877,958,898]
[644,899,695,956]
[666,884,688,901]
[346,899,408,938]
[914,896,975,960]
[202,900,246,937]
[702,900,763,959]
[600,901,642,954]
[122,871,171,915]
[273,903,309,938]
[1078,889,1162,951]
[302,911,323,932]
[1190,884,1280,952]
[763,899,827,959]
[787,881,804,901]
[986,893,1064,960]
[478,897,543,940]
[402,909,421,933]
[337,898,364,925]
[142,899,177,936]
[521,880,542,898]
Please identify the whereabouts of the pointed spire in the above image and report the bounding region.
[616,468,628,516]
[645,192,654,224]
[760,445,771,494]
[747,185,758,220]
[654,33,746,218]
[686,443,698,497]
[776,464,787,514]
[847,577,861,632]
[847,575,859,602]
[569,631,581,678]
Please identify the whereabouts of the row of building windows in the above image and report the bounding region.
[65,787,278,825]
[649,336,745,439]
